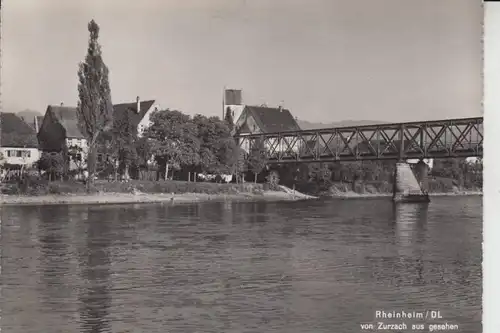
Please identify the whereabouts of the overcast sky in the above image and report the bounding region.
[2,0,482,123]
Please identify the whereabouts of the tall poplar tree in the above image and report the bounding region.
[76,20,113,190]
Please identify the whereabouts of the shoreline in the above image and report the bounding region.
[0,189,481,206]
[0,190,318,206]
[326,191,482,199]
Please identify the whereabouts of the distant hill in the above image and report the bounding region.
[11,110,44,132]
[16,109,43,121]
[297,119,390,130]
[17,109,43,116]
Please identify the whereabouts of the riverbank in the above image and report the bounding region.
[0,179,480,206]
[0,181,317,206]
[301,180,482,199]
[0,188,480,206]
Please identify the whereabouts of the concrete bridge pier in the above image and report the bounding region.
[392,160,430,203]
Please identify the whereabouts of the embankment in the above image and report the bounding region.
[295,180,482,199]
[0,180,317,206]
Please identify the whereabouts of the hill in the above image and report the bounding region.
[16,109,43,121]
[297,119,390,130]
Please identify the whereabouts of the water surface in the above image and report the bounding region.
[1,196,482,332]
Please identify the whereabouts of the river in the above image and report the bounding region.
[1,196,482,333]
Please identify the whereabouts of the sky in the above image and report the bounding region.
[2,0,483,123]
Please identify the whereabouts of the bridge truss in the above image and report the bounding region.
[235,117,483,163]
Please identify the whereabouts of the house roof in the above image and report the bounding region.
[44,100,156,139]
[113,100,156,128]
[18,115,44,132]
[35,116,44,132]
[0,112,39,148]
[243,105,301,133]
[46,105,82,138]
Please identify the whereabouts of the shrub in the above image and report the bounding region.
[266,170,280,191]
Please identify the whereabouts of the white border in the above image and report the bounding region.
[483,3,500,333]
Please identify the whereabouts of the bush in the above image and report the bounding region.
[266,170,280,191]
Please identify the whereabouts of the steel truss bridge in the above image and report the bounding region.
[234,117,483,164]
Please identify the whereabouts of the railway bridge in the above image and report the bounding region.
[234,117,483,202]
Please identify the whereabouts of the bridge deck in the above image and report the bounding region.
[234,117,483,163]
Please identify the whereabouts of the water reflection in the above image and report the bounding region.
[1,197,482,333]
[78,208,112,333]
[392,203,429,286]
[393,203,428,254]
[38,206,72,310]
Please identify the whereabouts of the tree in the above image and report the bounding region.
[192,114,218,174]
[145,110,200,180]
[38,152,65,181]
[76,20,114,190]
[133,137,152,167]
[192,114,238,176]
[110,108,138,180]
[224,107,234,131]
[247,138,268,183]
[232,147,247,183]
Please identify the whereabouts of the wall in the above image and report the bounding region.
[0,147,41,167]
[224,104,245,124]
[66,138,88,170]
[37,112,67,151]
[137,104,160,137]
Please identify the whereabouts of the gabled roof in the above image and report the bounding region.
[113,100,156,128]
[18,115,44,132]
[0,113,39,148]
[47,105,82,138]
[34,116,44,132]
[243,105,301,133]
[44,100,156,139]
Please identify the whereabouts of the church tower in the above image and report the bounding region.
[223,88,245,124]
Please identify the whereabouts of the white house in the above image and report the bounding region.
[0,112,41,168]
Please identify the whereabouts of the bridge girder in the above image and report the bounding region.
[234,117,483,164]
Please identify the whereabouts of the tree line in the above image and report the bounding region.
[277,158,483,194]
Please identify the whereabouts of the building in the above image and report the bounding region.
[37,98,159,170]
[18,111,44,134]
[223,89,245,125]
[0,113,41,167]
[233,105,302,154]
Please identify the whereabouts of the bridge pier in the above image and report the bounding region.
[392,161,430,203]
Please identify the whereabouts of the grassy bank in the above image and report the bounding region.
[1,179,270,196]
[0,179,317,206]
[0,176,480,206]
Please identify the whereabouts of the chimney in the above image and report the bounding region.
[136,96,140,113]
[278,100,284,112]
[60,102,64,106]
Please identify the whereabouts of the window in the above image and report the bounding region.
[70,153,82,161]
[6,150,31,158]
